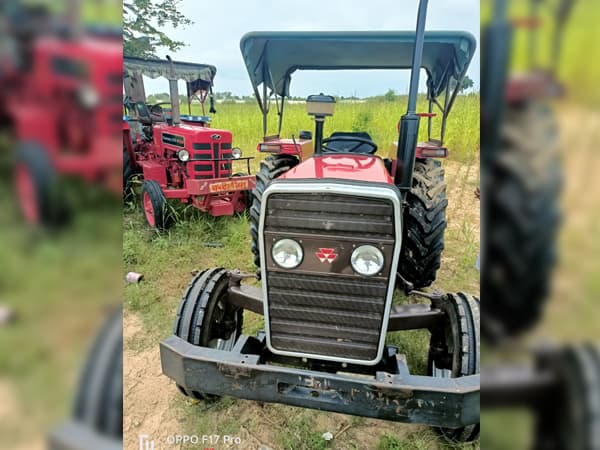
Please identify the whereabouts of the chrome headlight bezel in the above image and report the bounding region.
[351,244,385,276]
[177,149,190,162]
[232,147,242,159]
[78,84,100,109]
[271,238,303,269]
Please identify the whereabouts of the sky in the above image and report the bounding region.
[144,0,480,98]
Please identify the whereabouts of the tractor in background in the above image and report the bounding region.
[0,1,122,226]
[161,0,480,442]
[123,56,254,229]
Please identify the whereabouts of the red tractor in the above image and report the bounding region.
[122,56,254,229]
[0,3,123,226]
[162,0,480,442]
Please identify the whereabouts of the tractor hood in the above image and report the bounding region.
[280,154,394,184]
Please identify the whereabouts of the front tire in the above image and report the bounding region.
[141,180,171,230]
[250,155,299,269]
[398,158,447,288]
[428,292,480,443]
[173,268,243,400]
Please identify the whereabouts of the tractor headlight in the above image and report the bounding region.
[78,84,99,109]
[272,238,303,269]
[177,150,190,162]
[351,245,384,276]
[232,147,242,159]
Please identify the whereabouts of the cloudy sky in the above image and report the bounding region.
[145,0,480,97]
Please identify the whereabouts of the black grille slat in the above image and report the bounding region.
[267,213,393,234]
[268,197,392,216]
[271,334,378,360]
[270,319,380,343]
[266,193,395,237]
[268,272,387,297]
[270,305,382,328]
[269,289,384,314]
[265,192,396,362]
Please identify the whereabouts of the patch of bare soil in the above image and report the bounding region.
[124,313,183,450]
[0,379,44,450]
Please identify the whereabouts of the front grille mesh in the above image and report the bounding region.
[264,192,395,362]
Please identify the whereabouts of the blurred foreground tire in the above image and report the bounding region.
[482,103,561,341]
[48,307,122,449]
[14,141,69,227]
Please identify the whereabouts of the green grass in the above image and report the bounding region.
[481,0,600,106]
[0,175,122,448]
[124,96,480,449]
[186,93,480,166]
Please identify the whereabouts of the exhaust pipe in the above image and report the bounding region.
[166,56,181,126]
[395,0,429,189]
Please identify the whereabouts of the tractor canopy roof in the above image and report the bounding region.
[240,31,476,99]
[123,56,217,90]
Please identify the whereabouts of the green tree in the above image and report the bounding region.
[383,88,396,102]
[123,0,193,58]
[451,75,475,93]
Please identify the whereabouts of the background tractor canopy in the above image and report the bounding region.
[123,56,216,88]
[240,31,476,100]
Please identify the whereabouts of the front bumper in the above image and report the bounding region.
[160,334,479,428]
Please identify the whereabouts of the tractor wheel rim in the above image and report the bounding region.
[142,191,155,227]
[15,164,39,224]
[208,300,239,351]
[431,360,452,378]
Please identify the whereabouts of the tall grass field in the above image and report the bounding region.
[185,93,480,167]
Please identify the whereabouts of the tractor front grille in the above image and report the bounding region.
[262,188,400,364]
[190,142,232,179]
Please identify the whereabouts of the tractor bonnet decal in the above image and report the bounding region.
[316,248,338,263]
[211,134,221,140]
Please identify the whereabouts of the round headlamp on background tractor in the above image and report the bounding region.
[351,245,384,276]
[78,84,100,109]
[177,149,190,162]
[232,147,242,159]
[272,238,303,269]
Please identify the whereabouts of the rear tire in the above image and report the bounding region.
[173,268,243,400]
[398,158,447,288]
[141,180,172,230]
[482,103,561,341]
[250,155,299,269]
[123,150,138,202]
[428,292,480,443]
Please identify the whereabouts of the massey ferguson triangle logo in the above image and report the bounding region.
[316,248,338,263]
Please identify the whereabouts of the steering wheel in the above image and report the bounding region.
[321,136,378,155]
[149,102,173,121]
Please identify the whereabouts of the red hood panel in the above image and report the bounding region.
[281,154,393,184]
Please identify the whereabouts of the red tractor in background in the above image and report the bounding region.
[123,56,254,229]
[0,2,123,226]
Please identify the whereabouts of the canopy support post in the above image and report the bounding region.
[395,0,429,189]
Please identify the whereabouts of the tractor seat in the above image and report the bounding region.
[324,132,376,154]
